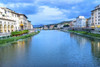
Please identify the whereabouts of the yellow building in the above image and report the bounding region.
[91,5,100,29]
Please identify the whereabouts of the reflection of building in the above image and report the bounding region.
[0,7,33,33]
[91,40,100,59]
[70,33,87,48]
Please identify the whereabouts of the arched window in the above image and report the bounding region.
[11,25,14,32]
[0,24,2,33]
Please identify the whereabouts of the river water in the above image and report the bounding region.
[0,30,100,67]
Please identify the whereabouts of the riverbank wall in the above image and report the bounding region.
[61,30,100,40]
[0,31,40,45]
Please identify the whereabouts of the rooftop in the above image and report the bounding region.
[91,5,100,12]
[0,7,28,18]
[95,5,100,9]
[77,16,85,19]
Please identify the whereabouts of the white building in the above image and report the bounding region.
[0,7,33,33]
[87,18,93,28]
[76,16,86,28]
[91,5,100,29]
[57,24,64,29]
[70,20,77,28]
[44,25,48,30]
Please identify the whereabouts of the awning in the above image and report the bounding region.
[91,26,95,28]
[20,24,24,26]
[96,25,100,28]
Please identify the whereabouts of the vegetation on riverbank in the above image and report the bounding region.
[11,30,29,36]
[0,31,40,45]
[69,30,100,37]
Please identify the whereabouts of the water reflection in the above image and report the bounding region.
[0,37,32,67]
[91,40,100,66]
[70,33,100,66]
[91,40,100,59]
[70,33,88,49]
[0,30,100,67]
[70,33,100,59]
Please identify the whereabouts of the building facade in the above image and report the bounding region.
[91,5,100,29]
[44,25,48,30]
[0,7,33,33]
[49,25,54,30]
[27,21,33,30]
[87,18,94,28]
[76,16,86,28]
[70,20,76,28]
[57,24,64,29]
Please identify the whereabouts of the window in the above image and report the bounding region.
[8,11,9,13]
[5,10,7,14]
[98,12,100,14]
[98,16,100,18]
[0,21,2,24]
[98,9,100,11]
[98,22,100,24]
[98,19,100,21]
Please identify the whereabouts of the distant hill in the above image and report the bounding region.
[57,21,72,24]
[33,21,72,28]
[44,21,72,26]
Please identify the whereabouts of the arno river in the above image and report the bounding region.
[0,30,100,67]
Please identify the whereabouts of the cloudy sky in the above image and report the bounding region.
[0,0,100,25]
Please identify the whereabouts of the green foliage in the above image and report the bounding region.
[64,24,69,27]
[69,30,100,37]
[0,31,40,45]
[11,30,29,36]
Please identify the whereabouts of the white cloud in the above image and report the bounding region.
[0,3,6,7]
[72,7,76,9]
[0,0,83,25]
[27,6,73,25]
[35,0,83,4]
[58,0,83,4]
[93,0,100,4]
[0,3,34,8]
